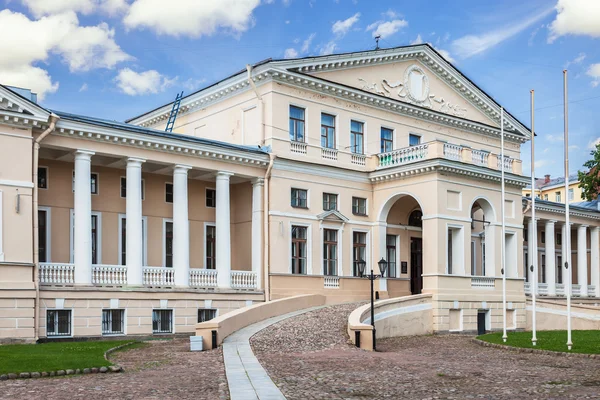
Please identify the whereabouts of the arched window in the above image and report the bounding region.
[408,210,422,227]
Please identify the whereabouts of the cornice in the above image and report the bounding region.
[0,109,48,130]
[272,157,371,184]
[52,120,270,168]
[521,198,600,220]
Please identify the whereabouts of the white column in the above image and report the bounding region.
[251,178,264,289]
[577,225,589,297]
[561,223,568,292]
[126,157,145,285]
[545,220,556,296]
[173,165,191,286]
[74,150,94,285]
[216,172,233,288]
[527,218,535,283]
[590,227,599,297]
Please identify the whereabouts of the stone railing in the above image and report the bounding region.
[588,285,597,297]
[92,265,127,285]
[497,155,514,172]
[39,263,75,285]
[189,268,218,288]
[471,276,495,289]
[143,266,175,287]
[351,153,367,166]
[321,147,338,161]
[290,141,307,155]
[537,283,548,296]
[524,282,531,294]
[230,270,257,289]
[471,149,489,167]
[572,284,581,297]
[377,143,428,168]
[443,143,462,161]
[556,283,565,296]
[324,275,340,289]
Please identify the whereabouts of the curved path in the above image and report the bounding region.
[223,306,324,400]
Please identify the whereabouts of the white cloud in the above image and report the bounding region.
[79,83,88,92]
[410,34,423,45]
[564,52,586,68]
[332,12,360,37]
[546,133,564,143]
[21,0,128,17]
[320,41,336,55]
[588,137,600,149]
[452,8,553,58]
[548,0,600,43]
[284,48,298,58]
[366,19,408,39]
[384,10,399,19]
[301,33,316,53]
[181,77,207,91]
[534,159,550,169]
[115,68,176,96]
[586,63,600,87]
[0,10,130,99]
[124,0,261,38]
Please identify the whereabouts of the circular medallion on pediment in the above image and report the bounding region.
[404,65,430,104]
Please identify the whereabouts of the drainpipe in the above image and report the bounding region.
[263,154,276,301]
[246,64,265,146]
[32,114,59,341]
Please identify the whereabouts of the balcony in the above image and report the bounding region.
[525,282,598,298]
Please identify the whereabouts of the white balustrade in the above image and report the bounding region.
[556,283,565,296]
[39,263,75,285]
[588,285,597,297]
[351,153,367,166]
[471,276,495,289]
[471,150,489,166]
[572,284,581,297]
[324,275,340,289]
[290,141,307,155]
[497,155,514,172]
[92,265,127,285]
[443,143,462,161]
[524,282,531,294]
[230,271,257,289]
[377,144,428,168]
[321,147,338,161]
[189,269,218,288]
[143,266,175,286]
[538,283,548,296]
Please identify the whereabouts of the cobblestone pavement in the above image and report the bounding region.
[0,338,229,400]
[251,303,600,400]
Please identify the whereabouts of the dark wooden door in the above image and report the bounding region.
[410,237,423,294]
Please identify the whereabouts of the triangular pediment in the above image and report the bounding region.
[272,44,529,138]
[317,210,349,222]
[0,84,50,123]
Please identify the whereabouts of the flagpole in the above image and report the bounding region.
[530,90,537,346]
[501,106,507,343]
[563,70,573,351]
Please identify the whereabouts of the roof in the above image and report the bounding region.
[572,199,599,211]
[53,110,268,155]
[523,196,600,215]
[524,174,580,190]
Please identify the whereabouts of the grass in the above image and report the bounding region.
[478,331,600,354]
[0,340,135,374]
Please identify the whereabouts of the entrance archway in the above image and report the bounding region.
[470,197,496,277]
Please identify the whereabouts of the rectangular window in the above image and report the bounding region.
[387,235,397,278]
[322,193,338,211]
[555,191,561,202]
[471,241,476,276]
[198,309,217,323]
[524,251,528,282]
[90,173,99,195]
[352,232,367,277]
[120,217,146,266]
[557,255,563,284]
[544,194,548,201]
[38,210,48,263]
[556,233,562,245]
[289,106,305,142]
[321,113,335,149]
[350,120,364,154]
[120,177,145,199]
[206,225,216,269]
[541,254,546,284]
[352,197,367,216]
[165,221,173,268]
[102,309,125,335]
[91,215,98,264]
[380,127,393,153]
[206,188,216,208]
[448,229,453,275]
[152,309,173,334]
[541,231,545,244]
[568,188,574,201]
[323,229,337,276]
[38,167,48,189]
[291,226,307,274]
[409,134,421,146]
[165,183,173,203]
[524,227,528,242]
[291,188,308,208]
[46,310,71,337]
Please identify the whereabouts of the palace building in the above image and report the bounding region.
[0,44,598,342]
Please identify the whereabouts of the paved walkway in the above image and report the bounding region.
[223,307,323,400]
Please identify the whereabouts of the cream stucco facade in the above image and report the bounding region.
[0,44,598,342]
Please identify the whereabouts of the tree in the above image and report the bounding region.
[578,142,600,201]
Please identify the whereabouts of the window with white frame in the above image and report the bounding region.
[555,191,561,202]
[72,171,99,194]
[350,120,364,154]
[291,188,308,208]
[120,177,145,200]
[289,105,305,142]
[206,225,216,269]
[352,232,366,277]
[165,221,173,268]
[471,241,476,276]
[321,113,335,149]
[102,309,125,335]
[198,308,217,323]
[352,197,367,216]
[291,226,307,274]
[70,211,101,264]
[568,188,574,201]
[322,193,338,211]
[447,226,464,275]
[323,229,338,276]
[206,188,216,208]
[380,127,393,153]
[47,310,71,337]
[409,134,421,146]
[387,235,397,277]
[38,209,49,263]
[152,309,173,334]
[119,216,147,266]
[165,183,173,203]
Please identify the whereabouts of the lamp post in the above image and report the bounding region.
[357,258,388,351]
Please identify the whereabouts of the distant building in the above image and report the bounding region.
[523,174,585,204]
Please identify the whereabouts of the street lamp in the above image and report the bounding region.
[357,258,388,351]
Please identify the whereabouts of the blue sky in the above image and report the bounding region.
[1,0,599,177]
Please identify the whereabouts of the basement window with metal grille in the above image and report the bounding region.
[102,309,125,335]
[152,309,173,334]
[46,310,71,337]
[198,308,217,323]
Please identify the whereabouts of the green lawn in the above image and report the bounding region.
[478,331,600,354]
[0,340,134,374]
